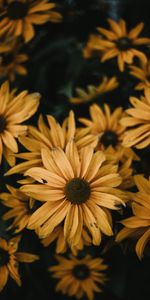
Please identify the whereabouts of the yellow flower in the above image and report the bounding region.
[41,226,92,255]
[0,42,28,81]
[83,19,150,71]
[69,76,118,104]
[49,254,107,300]
[130,60,150,90]
[0,81,40,165]
[5,111,98,175]
[116,175,150,259]
[0,0,62,43]
[0,236,39,291]
[20,140,123,247]
[0,185,38,233]
[121,88,150,149]
[79,103,125,153]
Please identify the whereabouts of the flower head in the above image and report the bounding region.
[0,236,38,291]
[0,81,40,165]
[121,88,150,149]
[49,254,107,300]
[79,103,126,155]
[0,0,62,43]
[116,175,150,259]
[0,40,28,81]
[83,19,150,71]
[21,141,123,247]
[69,76,118,104]
[0,185,38,233]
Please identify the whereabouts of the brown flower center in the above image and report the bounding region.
[100,130,118,147]
[72,264,90,280]
[0,248,9,266]
[116,37,132,51]
[65,178,91,204]
[0,114,7,133]
[7,1,28,19]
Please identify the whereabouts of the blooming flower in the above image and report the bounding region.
[0,236,39,291]
[0,185,38,233]
[0,81,40,165]
[21,141,123,247]
[49,254,107,300]
[0,0,62,43]
[83,19,150,71]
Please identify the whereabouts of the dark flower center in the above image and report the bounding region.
[7,1,28,19]
[72,264,90,280]
[0,249,9,266]
[116,37,132,50]
[65,178,91,204]
[100,130,118,147]
[0,114,7,133]
[2,53,14,65]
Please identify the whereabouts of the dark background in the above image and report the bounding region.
[0,0,150,299]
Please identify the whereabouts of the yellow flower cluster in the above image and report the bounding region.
[0,16,150,300]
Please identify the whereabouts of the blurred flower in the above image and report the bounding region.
[0,185,37,233]
[121,88,150,149]
[0,236,39,291]
[0,0,62,43]
[116,175,150,259]
[21,140,123,247]
[5,111,98,175]
[0,41,28,81]
[0,81,40,165]
[49,254,107,300]
[130,60,150,90]
[69,76,118,104]
[41,226,92,255]
[83,19,150,71]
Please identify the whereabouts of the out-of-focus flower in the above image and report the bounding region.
[21,140,124,247]
[121,88,150,149]
[130,60,150,90]
[0,41,28,81]
[5,111,98,175]
[0,81,40,165]
[49,254,107,300]
[0,236,39,291]
[116,175,150,259]
[83,19,150,71]
[69,76,118,104]
[0,0,62,43]
[0,185,38,233]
